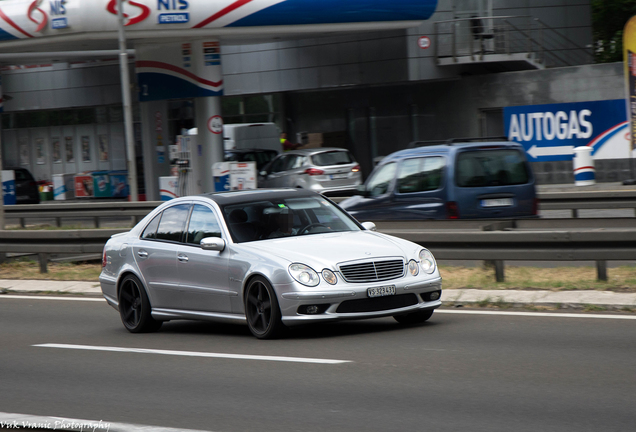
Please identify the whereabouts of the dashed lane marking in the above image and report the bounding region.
[33,343,352,364]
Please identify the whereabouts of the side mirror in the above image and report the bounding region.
[361,221,376,231]
[200,237,226,251]
[356,184,368,197]
[259,170,268,177]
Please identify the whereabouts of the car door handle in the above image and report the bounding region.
[137,250,148,258]
[178,254,189,262]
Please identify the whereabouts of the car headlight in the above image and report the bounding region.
[289,263,320,287]
[322,269,338,285]
[419,249,436,274]
[408,260,419,276]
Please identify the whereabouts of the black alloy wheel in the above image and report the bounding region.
[118,274,162,333]
[245,276,284,339]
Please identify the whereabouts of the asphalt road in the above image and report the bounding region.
[1,296,635,432]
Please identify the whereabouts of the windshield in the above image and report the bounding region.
[455,149,530,187]
[222,196,360,242]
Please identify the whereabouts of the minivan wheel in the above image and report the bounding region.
[118,274,162,333]
[393,309,434,325]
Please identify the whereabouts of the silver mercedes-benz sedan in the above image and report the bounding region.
[100,189,442,339]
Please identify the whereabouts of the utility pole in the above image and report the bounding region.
[116,0,139,201]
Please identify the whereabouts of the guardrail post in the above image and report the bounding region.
[20,218,25,228]
[38,253,49,273]
[596,260,608,282]
[494,260,505,283]
[55,217,61,228]
[572,209,579,218]
[94,217,100,228]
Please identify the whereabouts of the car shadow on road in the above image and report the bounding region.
[156,318,438,340]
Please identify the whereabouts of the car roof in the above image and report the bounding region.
[284,147,350,155]
[196,188,321,206]
[225,148,278,154]
[380,140,524,163]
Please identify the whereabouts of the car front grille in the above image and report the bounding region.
[336,293,418,313]
[338,259,405,283]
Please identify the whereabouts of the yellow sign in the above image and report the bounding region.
[624,16,636,151]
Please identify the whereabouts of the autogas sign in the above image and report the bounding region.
[504,100,628,161]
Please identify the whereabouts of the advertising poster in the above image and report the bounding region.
[99,134,109,161]
[35,138,45,165]
[625,16,636,153]
[19,138,29,165]
[81,136,91,162]
[52,137,61,163]
[65,136,75,163]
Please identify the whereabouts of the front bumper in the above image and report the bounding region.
[277,276,442,325]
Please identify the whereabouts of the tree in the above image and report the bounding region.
[593,0,636,63]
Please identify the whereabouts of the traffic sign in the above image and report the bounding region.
[418,36,431,49]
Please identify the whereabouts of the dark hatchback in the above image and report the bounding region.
[7,167,40,204]
[339,139,538,220]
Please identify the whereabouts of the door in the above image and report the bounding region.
[133,203,190,308]
[346,162,398,220]
[177,204,232,313]
[393,156,447,219]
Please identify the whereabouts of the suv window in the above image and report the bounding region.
[185,205,222,245]
[365,162,396,197]
[397,157,444,193]
[156,204,190,242]
[455,149,529,187]
[311,151,352,166]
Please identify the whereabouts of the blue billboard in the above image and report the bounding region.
[504,100,628,162]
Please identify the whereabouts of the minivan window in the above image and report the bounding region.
[455,149,529,187]
[397,157,444,194]
[156,204,190,242]
[366,162,397,197]
[311,151,352,166]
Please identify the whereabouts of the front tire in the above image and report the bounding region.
[244,276,284,339]
[393,309,434,325]
[118,274,162,333]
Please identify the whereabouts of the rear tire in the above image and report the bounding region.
[118,274,162,333]
[393,309,434,325]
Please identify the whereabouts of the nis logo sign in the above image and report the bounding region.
[105,0,190,25]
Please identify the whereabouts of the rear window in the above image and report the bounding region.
[455,149,529,187]
[311,151,353,166]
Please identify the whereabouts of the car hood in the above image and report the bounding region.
[242,230,419,270]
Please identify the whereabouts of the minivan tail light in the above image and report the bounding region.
[446,201,459,219]
[352,164,360,172]
[305,168,324,176]
[533,198,539,216]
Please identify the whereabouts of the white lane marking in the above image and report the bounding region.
[0,295,104,302]
[436,309,636,320]
[33,343,352,364]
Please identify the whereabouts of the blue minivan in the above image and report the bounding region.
[339,138,538,220]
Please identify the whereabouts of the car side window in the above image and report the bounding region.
[397,157,444,194]
[269,156,287,173]
[156,204,190,242]
[185,205,222,246]
[286,155,304,170]
[141,213,161,239]
[365,162,397,197]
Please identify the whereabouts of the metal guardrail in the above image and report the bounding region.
[6,189,636,228]
[0,221,634,282]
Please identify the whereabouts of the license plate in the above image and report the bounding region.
[481,198,514,208]
[367,285,396,298]
[330,173,347,180]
